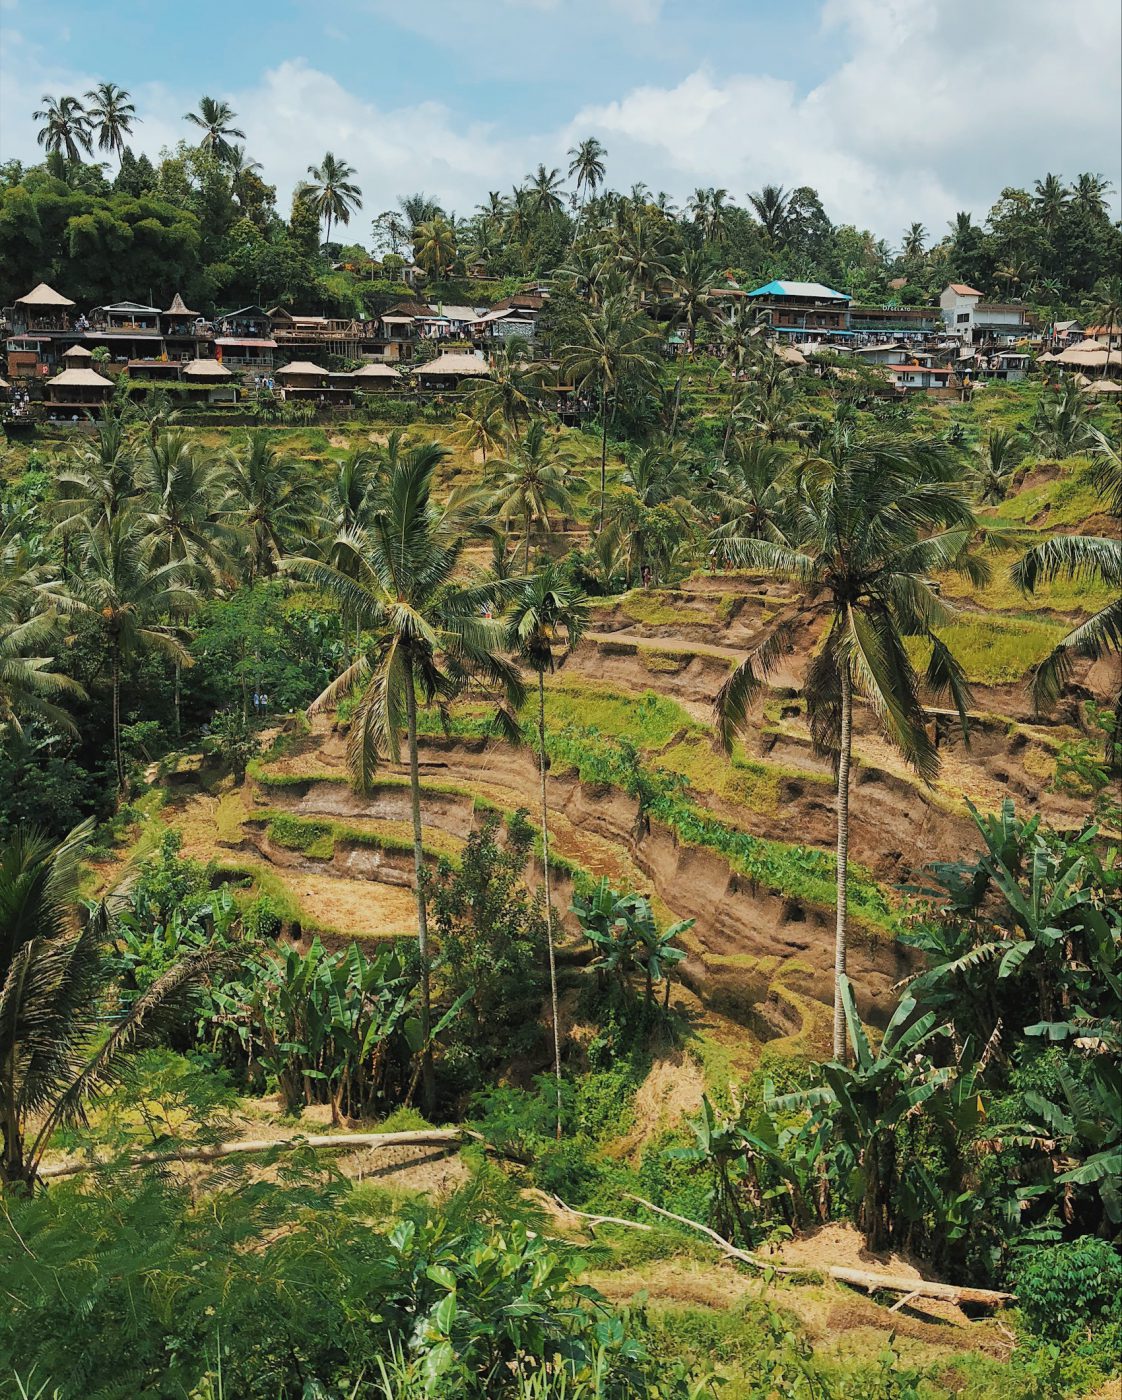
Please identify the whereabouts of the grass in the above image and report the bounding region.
[938,558,1116,615]
[907,613,1066,685]
[987,454,1106,531]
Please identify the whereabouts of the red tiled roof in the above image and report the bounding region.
[947,283,983,297]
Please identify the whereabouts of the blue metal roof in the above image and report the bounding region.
[748,280,850,301]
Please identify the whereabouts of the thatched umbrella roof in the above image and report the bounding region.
[0,375,10,390]
[165,292,200,316]
[353,363,402,380]
[1085,379,1122,395]
[1055,339,1117,366]
[16,282,74,307]
[62,344,94,360]
[182,358,233,379]
[413,352,491,379]
[49,367,113,388]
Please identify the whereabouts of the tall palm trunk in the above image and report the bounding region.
[537,670,564,1138]
[404,656,435,1113]
[524,505,533,574]
[598,389,610,535]
[833,662,852,1060]
[111,637,125,792]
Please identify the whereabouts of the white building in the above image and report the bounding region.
[939,284,1034,345]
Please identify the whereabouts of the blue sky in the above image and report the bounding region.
[2,0,1119,243]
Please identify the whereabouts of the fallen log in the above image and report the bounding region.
[624,1194,1013,1309]
[38,1129,470,1181]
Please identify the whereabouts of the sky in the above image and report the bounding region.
[1,0,1119,247]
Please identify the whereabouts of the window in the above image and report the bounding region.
[957,312,970,324]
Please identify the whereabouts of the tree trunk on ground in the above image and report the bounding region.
[538,671,564,1138]
[405,657,435,1115]
[833,662,852,1061]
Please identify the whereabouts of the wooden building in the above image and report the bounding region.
[46,365,114,413]
[413,351,491,391]
[747,280,851,333]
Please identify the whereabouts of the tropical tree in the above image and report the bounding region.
[33,94,92,163]
[83,82,136,165]
[0,821,217,1191]
[901,221,927,260]
[1072,172,1112,219]
[715,428,983,1057]
[687,187,731,246]
[453,397,505,466]
[525,164,565,217]
[138,432,238,731]
[1012,426,1121,734]
[412,215,458,279]
[561,295,661,533]
[747,183,791,243]
[1033,173,1069,232]
[67,510,196,790]
[226,431,319,582]
[671,249,717,354]
[970,429,1025,505]
[0,529,83,736]
[285,443,525,1111]
[487,421,575,571]
[303,152,363,246]
[1032,373,1093,456]
[1083,274,1122,338]
[183,96,245,162]
[769,976,954,1251]
[707,440,793,557]
[468,346,540,441]
[567,137,607,220]
[226,145,265,209]
[505,566,589,1135]
[51,416,138,557]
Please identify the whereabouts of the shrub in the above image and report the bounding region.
[1015,1237,1122,1339]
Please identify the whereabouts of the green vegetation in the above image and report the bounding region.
[2,93,1121,1398]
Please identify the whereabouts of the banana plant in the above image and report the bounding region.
[769,976,954,1251]
[570,879,693,1007]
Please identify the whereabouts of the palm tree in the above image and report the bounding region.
[0,529,84,736]
[715,429,982,1058]
[687,187,731,246]
[706,440,793,558]
[83,82,136,165]
[505,566,589,1137]
[468,346,540,441]
[227,431,318,583]
[138,432,238,731]
[286,444,525,1111]
[33,94,92,163]
[1083,275,1122,343]
[487,421,576,571]
[671,249,717,353]
[567,138,607,222]
[68,509,196,790]
[561,295,661,533]
[226,145,264,208]
[901,222,927,260]
[0,821,219,1191]
[1012,427,1121,736]
[399,191,442,231]
[453,397,505,466]
[1033,173,1069,232]
[51,416,138,557]
[1072,172,1112,219]
[412,215,458,279]
[970,429,1024,505]
[614,217,671,298]
[526,164,565,217]
[304,153,363,246]
[747,183,791,243]
[183,96,245,162]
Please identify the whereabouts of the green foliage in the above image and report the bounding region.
[1015,1238,1122,1340]
[572,877,692,1008]
[430,811,547,1089]
[207,937,420,1119]
[0,1167,701,1397]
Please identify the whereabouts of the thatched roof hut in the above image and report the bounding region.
[62,344,94,362]
[182,358,233,380]
[165,292,200,316]
[353,363,403,386]
[1084,379,1122,395]
[413,352,491,383]
[46,366,114,404]
[275,360,330,383]
[16,282,74,307]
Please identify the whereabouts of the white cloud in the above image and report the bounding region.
[1,0,1118,244]
[571,0,1122,239]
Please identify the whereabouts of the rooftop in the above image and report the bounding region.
[945,283,983,297]
[748,280,850,302]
